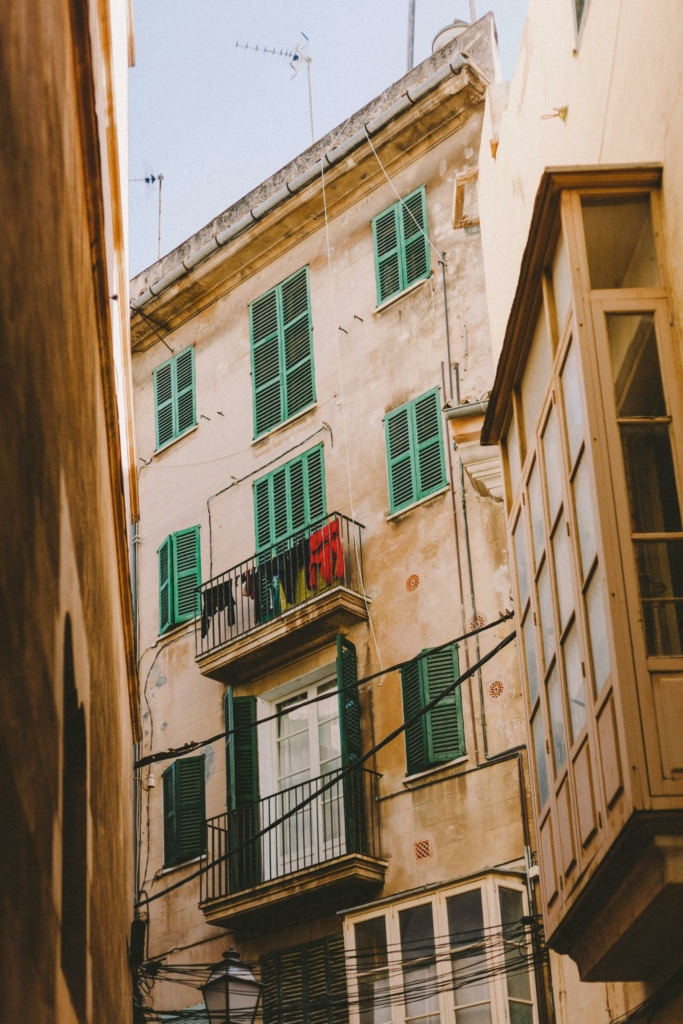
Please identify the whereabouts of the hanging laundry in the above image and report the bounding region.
[308,519,345,590]
[201,578,236,637]
[276,536,311,605]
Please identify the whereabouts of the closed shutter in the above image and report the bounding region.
[413,390,446,497]
[158,535,173,634]
[305,446,326,524]
[254,446,327,554]
[172,526,201,622]
[282,267,315,418]
[386,407,416,513]
[250,267,315,438]
[224,689,260,890]
[372,206,401,304]
[401,187,430,287]
[261,935,348,1024]
[401,656,429,776]
[255,477,273,552]
[336,637,365,854]
[154,360,175,448]
[422,646,465,764]
[162,762,178,866]
[175,756,206,861]
[174,346,196,434]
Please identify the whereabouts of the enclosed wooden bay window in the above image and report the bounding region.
[482,167,683,981]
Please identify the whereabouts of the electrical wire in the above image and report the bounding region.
[136,628,515,908]
[133,612,513,769]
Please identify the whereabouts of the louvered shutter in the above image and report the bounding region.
[260,936,348,1024]
[386,407,416,513]
[336,637,365,854]
[373,206,401,304]
[224,689,261,890]
[401,186,430,288]
[289,458,306,534]
[176,756,206,861]
[254,477,273,552]
[305,446,326,525]
[158,535,173,634]
[422,645,464,764]
[154,360,175,448]
[401,656,429,776]
[251,289,282,436]
[272,467,289,547]
[172,526,201,622]
[254,445,327,554]
[162,762,178,866]
[282,268,315,419]
[413,390,446,497]
[174,346,196,434]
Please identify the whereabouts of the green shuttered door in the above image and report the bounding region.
[400,645,464,775]
[385,389,446,514]
[224,689,261,890]
[153,346,196,449]
[162,757,206,867]
[158,525,201,633]
[261,935,348,1024]
[372,185,430,305]
[253,445,326,554]
[250,267,315,437]
[336,637,366,854]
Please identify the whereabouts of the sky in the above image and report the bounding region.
[128,1,530,277]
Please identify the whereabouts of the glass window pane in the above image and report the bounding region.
[542,408,563,525]
[507,415,522,499]
[400,904,436,961]
[499,889,533,1013]
[552,233,572,336]
[528,463,546,568]
[514,517,531,609]
[537,560,556,670]
[356,917,391,1024]
[523,610,540,707]
[562,622,587,742]
[634,540,683,656]
[359,973,392,1024]
[586,570,611,694]
[447,889,485,945]
[532,709,549,808]
[619,424,682,533]
[355,917,389,971]
[448,890,491,1023]
[606,313,665,417]
[572,452,597,580]
[582,195,660,289]
[547,664,567,773]
[552,519,574,633]
[400,904,439,1024]
[521,311,552,441]
[561,342,584,469]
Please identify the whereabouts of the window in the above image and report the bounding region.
[254,444,326,554]
[158,525,201,634]
[400,645,465,775]
[162,756,206,867]
[261,935,349,1024]
[153,345,196,449]
[250,266,315,437]
[385,390,446,515]
[372,186,430,305]
[345,879,535,1024]
[224,637,363,891]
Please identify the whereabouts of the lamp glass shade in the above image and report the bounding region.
[201,956,262,1024]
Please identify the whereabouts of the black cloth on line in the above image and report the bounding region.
[201,579,236,637]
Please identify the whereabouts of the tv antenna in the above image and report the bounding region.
[236,33,315,144]
[131,173,164,260]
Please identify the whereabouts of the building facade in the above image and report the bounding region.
[0,0,139,1022]
[478,0,683,1021]
[129,16,555,1024]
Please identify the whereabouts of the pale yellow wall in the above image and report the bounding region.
[478,0,683,362]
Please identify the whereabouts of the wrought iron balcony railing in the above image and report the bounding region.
[200,766,381,904]
[195,512,365,659]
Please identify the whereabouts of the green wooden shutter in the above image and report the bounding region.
[373,206,401,304]
[337,636,365,854]
[158,535,173,634]
[174,346,196,434]
[422,645,465,764]
[175,756,206,861]
[305,445,326,524]
[254,445,327,554]
[282,267,315,419]
[251,288,282,436]
[162,762,178,866]
[154,360,175,448]
[413,389,446,498]
[261,935,347,1024]
[224,689,261,890]
[386,407,416,513]
[401,656,429,775]
[401,186,430,288]
[172,526,201,623]
[254,477,273,552]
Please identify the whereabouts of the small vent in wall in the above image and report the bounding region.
[414,839,431,861]
[489,680,504,699]
[406,575,420,592]
[470,613,486,631]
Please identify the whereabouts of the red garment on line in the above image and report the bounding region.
[308,519,344,589]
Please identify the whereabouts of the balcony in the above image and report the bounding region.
[199,767,385,935]
[195,512,368,681]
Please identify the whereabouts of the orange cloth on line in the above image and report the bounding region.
[308,519,344,589]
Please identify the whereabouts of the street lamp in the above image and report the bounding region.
[201,950,262,1024]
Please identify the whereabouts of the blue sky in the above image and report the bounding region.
[128,1,530,276]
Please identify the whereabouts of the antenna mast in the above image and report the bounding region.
[130,173,164,261]
[236,34,315,145]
